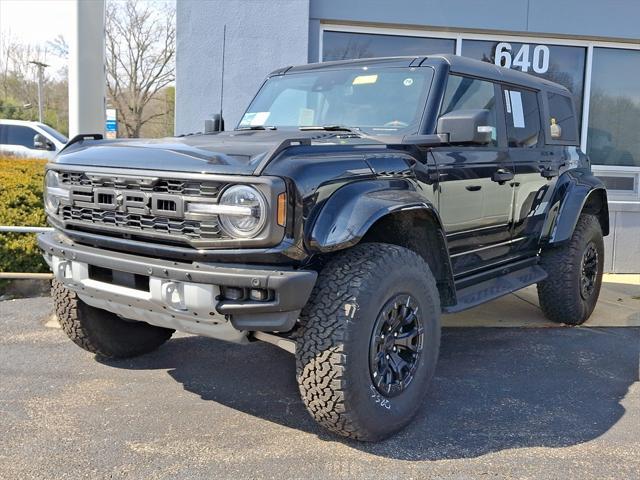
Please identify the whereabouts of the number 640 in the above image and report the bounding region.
[495,42,550,74]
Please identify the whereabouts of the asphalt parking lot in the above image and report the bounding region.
[1,294,639,479]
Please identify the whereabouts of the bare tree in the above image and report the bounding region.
[105,0,175,138]
[47,35,69,59]
[1,33,49,110]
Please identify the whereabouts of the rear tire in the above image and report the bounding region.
[295,243,441,441]
[52,280,174,359]
[537,214,604,325]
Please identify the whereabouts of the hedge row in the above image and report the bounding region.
[0,157,48,274]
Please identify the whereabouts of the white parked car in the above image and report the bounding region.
[0,119,68,160]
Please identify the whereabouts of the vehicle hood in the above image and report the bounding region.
[54,130,389,175]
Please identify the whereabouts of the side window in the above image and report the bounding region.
[6,125,37,148]
[440,75,498,146]
[0,125,7,144]
[503,88,541,148]
[547,92,578,143]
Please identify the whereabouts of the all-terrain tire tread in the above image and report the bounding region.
[295,243,440,440]
[52,280,173,359]
[537,214,603,325]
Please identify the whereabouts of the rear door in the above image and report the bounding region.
[432,75,515,276]
[502,86,559,258]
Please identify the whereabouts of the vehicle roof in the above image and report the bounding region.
[0,119,49,127]
[282,54,571,94]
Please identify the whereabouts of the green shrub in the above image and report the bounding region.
[0,157,48,274]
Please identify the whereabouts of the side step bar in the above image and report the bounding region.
[443,265,547,314]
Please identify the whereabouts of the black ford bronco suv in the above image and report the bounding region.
[40,55,608,441]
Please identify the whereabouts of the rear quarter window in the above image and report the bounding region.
[546,92,579,144]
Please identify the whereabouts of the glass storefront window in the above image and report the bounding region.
[461,40,586,130]
[322,31,455,61]
[588,48,640,167]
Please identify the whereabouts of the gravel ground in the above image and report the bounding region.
[1,296,639,479]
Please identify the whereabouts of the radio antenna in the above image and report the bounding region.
[219,24,226,124]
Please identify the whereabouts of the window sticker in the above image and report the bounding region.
[250,111,270,126]
[239,112,270,126]
[403,78,414,87]
[504,90,512,113]
[298,108,315,126]
[509,91,525,128]
[352,74,378,85]
[239,112,256,126]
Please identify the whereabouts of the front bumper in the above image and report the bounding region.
[38,231,317,336]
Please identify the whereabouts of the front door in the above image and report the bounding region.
[433,75,515,276]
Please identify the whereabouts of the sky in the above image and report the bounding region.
[0,0,74,72]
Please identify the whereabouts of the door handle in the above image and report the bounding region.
[492,169,514,185]
[465,185,482,192]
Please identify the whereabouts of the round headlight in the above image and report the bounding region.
[44,170,61,213]
[218,185,267,238]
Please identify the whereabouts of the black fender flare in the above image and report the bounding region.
[306,179,456,306]
[541,169,609,245]
[307,179,443,251]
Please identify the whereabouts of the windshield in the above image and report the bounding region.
[239,67,434,135]
[39,124,68,144]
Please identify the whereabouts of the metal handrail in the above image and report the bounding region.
[0,226,54,279]
[0,226,54,233]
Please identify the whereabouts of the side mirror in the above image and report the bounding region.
[437,109,493,145]
[33,133,55,151]
[204,113,225,133]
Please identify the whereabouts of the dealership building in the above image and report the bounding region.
[175,0,640,272]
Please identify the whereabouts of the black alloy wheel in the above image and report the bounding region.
[295,243,441,441]
[369,294,424,398]
[580,241,599,300]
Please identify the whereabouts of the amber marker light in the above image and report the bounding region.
[277,192,287,226]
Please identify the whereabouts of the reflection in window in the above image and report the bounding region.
[240,68,433,135]
[461,40,586,132]
[440,75,497,146]
[588,48,640,167]
[547,92,578,143]
[322,31,455,61]
[504,88,541,148]
[1,125,37,148]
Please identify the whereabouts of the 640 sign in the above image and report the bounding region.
[494,42,550,74]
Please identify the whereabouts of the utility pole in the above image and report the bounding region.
[29,60,49,123]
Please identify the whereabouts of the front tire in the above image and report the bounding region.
[537,214,604,325]
[295,243,441,441]
[53,280,174,359]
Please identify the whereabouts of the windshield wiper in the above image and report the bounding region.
[237,125,277,131]
[299,125,358,132]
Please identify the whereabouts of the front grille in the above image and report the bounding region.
[59,171,222,198]
[55,171,229,245]
[61,205,225,239]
